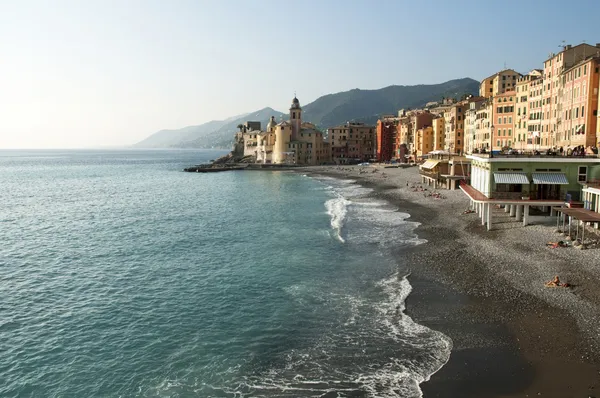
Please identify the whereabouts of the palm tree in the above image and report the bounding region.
[237,124,244,132]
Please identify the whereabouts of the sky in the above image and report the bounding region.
[1,0,600,149]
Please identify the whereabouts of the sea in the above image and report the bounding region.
[0,149,451,398]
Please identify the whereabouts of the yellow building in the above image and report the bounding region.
[432,116,445,150]
[270,96,330,165]
[415,126,434,157]
[514,70,542,150]
[479,69,522,98]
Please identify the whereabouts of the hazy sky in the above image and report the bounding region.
[1,0,600,148]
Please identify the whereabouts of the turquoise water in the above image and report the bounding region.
[0,149,451,397]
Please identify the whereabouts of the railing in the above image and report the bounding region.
[490,191,529,200]
[472,152,599,159]
[419,170,440,179]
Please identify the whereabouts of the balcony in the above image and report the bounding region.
[419,169,440,179]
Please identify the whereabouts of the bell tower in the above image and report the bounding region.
[290,94,302,140]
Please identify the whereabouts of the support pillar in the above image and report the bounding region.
[504,205,510,213]
[487,203,493,231]
[481,203,486,226]
[509,205,516,217]
[515,205,523,222]
[523,205,530,226]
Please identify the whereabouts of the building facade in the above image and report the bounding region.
[444,102,466,153]
[541,43,600,149]
[514,70,542,150]
[479,69,522,98]
[415,126,434,157]
[376,116,397,161]
[493,90,516,150]
[432,115,445,150]
[242,96,330,165]
[557,56,600,149]
[328,122,376,163]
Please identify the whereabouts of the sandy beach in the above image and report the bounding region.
[298,164,600,398]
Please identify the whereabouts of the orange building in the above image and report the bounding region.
[541,43,600,149]
[492,90,516,150]
[557,56,600,149]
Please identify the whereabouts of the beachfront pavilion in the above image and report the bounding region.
[419,152,469,190]
[582,184,600,226]
[460,153,600,231]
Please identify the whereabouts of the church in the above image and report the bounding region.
[244,96,331,165]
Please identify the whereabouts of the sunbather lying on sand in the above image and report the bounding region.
[546,241,568,248]
[545,275,571,288]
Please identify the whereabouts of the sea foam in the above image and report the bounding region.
[325,196,350,243]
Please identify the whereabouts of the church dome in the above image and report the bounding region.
[290,96,301,109]
[267,116,277,130]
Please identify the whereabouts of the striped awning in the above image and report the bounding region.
[493,172,529,184]
[532,173,569,185]
[421,160,440,169]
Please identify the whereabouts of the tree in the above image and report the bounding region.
[237,124,244,132]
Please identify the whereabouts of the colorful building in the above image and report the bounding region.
[415,126,434,157]
[432,115,445,150]
[242,96,330,165]
[557,56,600,149]
[541,43,600,149]
[327,122,376,163]
[492,90,516,150]
[376,116,397,162]
[443,102,467,153]
[479,69,522,98]
[514,70,542,150]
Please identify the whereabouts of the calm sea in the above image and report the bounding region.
[0,149,451,397]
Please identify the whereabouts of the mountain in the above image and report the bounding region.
[134,78,479,149]
[301,78,479,127]
[134,108,285,149]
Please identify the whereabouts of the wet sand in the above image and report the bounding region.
[298,164,600,398]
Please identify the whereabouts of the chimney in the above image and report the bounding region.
[564,44,572,51]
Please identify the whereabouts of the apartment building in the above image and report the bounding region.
[515,70,542,150]
[432,116,445,150]
[415,126,434,157]
[528,76,544,148]
[376,116,398,161]
[493,90,516,150]
[444,102,466,153]
[541,43,600,149]
[479,69,522,98]
[556,57,600,149]
[328,122,376,163]
[464,98,485,154]
[474,98,492,151]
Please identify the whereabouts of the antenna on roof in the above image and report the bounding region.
[503,61,507,69]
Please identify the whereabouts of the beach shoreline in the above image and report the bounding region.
[296,164,600,398]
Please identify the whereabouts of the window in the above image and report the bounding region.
[498,117,501,124]
[508,129,512,136]
[578,166,587,182]
[509,117,512,123]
